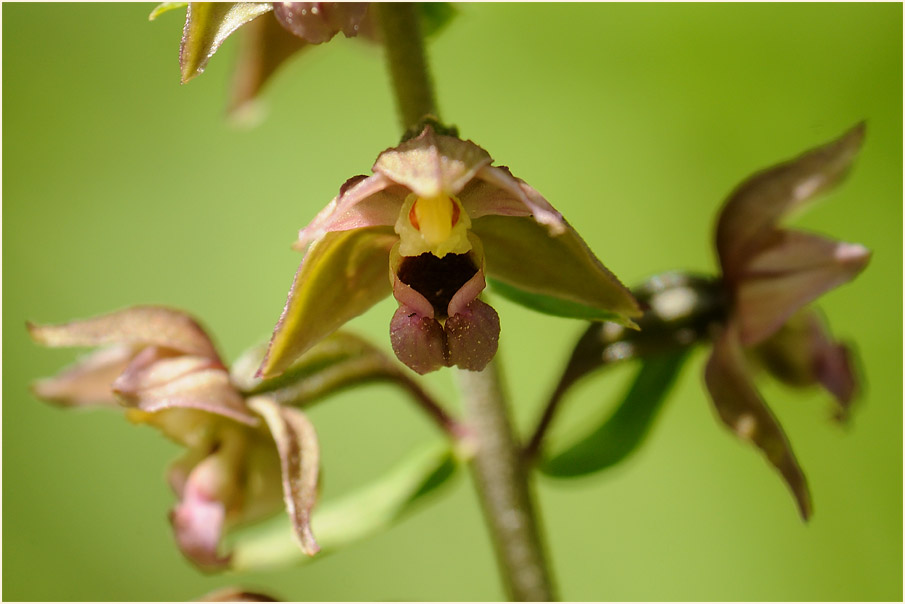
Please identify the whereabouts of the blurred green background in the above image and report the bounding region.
[3,3,902,601]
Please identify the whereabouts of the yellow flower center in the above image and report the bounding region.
[395,193,472,258]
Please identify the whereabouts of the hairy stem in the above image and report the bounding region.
[375,3,439,131]
[458,361,557,601]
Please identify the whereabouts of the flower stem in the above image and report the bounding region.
[458,361,557,601]
[375,3,440,132]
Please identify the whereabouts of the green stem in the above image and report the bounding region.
[375,3,440,131]
[458,361,557,601]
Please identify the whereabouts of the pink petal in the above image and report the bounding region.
[27,306,220,360]
[247,397,321,556]
[704,325,812,520]
[259,228,396,379]
[471,166,565,234]
[31,344,136,408]
[372,126,493,198]
[716,124,865,279]
[294,174,403,250]
[170,453,233,569]
[736,231,870,346]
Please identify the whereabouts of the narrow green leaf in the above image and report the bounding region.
[229,443,457,571]
[542,351,690,478]
[149,2,187,21]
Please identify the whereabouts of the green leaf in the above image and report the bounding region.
[229,442,457,571]
[473,215,640,327]
[148,2,187,21]
[231,332,401,407]
[419,3,457,37]
[541,351,690,478]
[179,3,273,83]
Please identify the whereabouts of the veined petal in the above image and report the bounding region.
[373,127,492,199]
[473,215,640,325]
[228,11,309,120]
[295,174,403,250]
[754,309,857,416]
[31,344,136,408]
[716,123,865,278]
[115,356,258,426]
[471,166,565,234]
[180,3,273,84]
[736,231,870,346]
[248,397,321,556]
[27,306,220,360]
[259,227,396,379]
[704,325,812,520]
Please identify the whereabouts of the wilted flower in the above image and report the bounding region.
[258,126,640,377]
[705,123,870,518]
[28,306,320,568]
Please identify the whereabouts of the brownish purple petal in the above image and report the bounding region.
[273,3,368,44]
[247,397,321,556]
[445,299,500,372]
[715,123,865,279]
[704,325,812,520]
[389,307,448,375]
[754,310,857,417]
[27,306,220,360]
[735,231,870,345]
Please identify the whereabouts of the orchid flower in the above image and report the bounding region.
[258,126,641,377]
[28,306,320,568]
[704,123,870,518]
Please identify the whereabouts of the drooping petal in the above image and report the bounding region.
[445,299,500,372]
[704,325,812,520]
[294,174,404,250]
[228,11,309,120]
[372,127,493,199]
[753,310,857,417]
[170,443,242,569]
[31,344,136,408]
[389,307,448,375]
[472,215,641,325]
[735,231,870,346]
[27,306,220,359]
[115,355,258,426]
[180,3,273,84]
[716,123,865,278]
[273,3,369,44]
[470,166,565,234]
[258,227,396,378]
[247,396,321,556]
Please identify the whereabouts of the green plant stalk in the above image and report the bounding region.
[375,3,439,131]
[458,361,557,601]
[376,6,556,599]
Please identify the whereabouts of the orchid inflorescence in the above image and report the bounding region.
[27,3,872,601]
